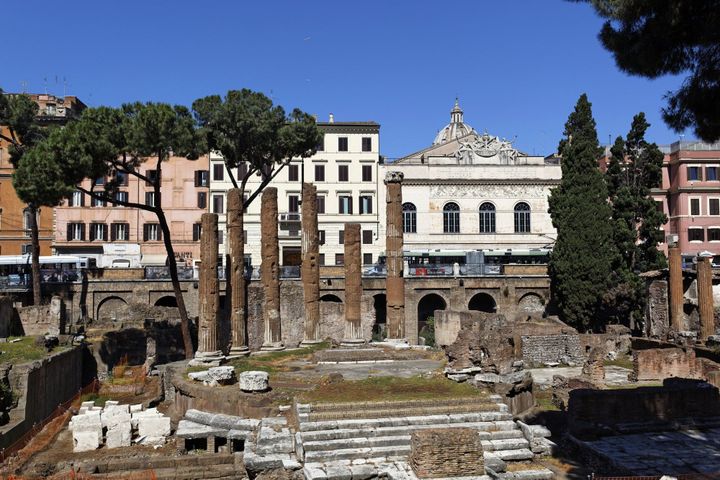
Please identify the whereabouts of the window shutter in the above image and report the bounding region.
[79,192,84,206]
[349,197,353,215]
[89,225,95,241]
[143,225,148,242]
[102,224,108,241]
[194,171,200,187]
[111,225,116,242]
[158,226,163,241]
[338,197,343,214]
[80,223,86,241]
[67,224,71,241]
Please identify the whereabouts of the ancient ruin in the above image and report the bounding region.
[342,223,364,345]
[195,213,222,361]
[260,187,284,351]
[226,188,249,356]
[697,254,715,341]
[301,182,321,345]
[668,244,684,331]
[384,171,405,341]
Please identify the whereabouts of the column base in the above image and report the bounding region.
[189,350,224,367]
[227,346,250,359]
[300,339,324,347]
[373,338,411,350]
[340,338,367,348]
[260,342,285,352]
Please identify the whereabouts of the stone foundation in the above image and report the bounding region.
[409,428,484,478]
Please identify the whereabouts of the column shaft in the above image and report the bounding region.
[301,183,321,344]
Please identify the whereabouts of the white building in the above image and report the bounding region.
[209,116,385,269]
[392,101,561,255]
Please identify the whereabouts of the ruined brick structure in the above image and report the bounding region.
[409,428,485,478]
[342,223,364,345]
[385,171,405,340]
[227,188,248,355]
[196,213,221,359]
[521,334,583,365]
[301,183,321,344]
[260,188,283,350]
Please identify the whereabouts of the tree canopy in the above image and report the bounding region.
[580,0,720,142]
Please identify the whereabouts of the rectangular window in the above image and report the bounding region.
[655,200,664,213]
[111,223,129,241]
[360,195,373,214]
[688,166,702,181]
[338,137,348,152]
[194,170,209,187]
[218,231,224,245]
[115,191,128,204]
[315,164,325,182]
[145,191,157,207]
[89,223,107,241]
[362,230,373,244]
[317,196,326,214]
[91,196,106,207]
[238,162,248,180]
[689,228,704,242]
[339,230,345,245]
[244,229,248,245]
[193,223,202,241]
[143,223,161,241]
[362,165,372,182]
[288,195,299,213]
[335,253,344,266]
[212,194,224,214]
[339,195,353,214]
[213,164,225,181]
[316,138,324,152]
[338,165,349,182]
[707,166,718,181]
[363,253,372,265]
[70,191,84,207]
[709,228,720,242]
[319,253,325,266]
[288,164,299,182]
[115,171,129,186]
[145,170,158,185]
[94,176,105,186]
[710,198,720,216]
[67,222,85,241]
[362,137,372,152]
[691,198,701,216]
[197,191,207,209]
[318,230,325,245]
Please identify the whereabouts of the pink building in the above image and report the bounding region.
[653,141,720,259]
[53,155,209,268]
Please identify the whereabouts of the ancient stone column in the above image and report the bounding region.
[227,189,249,356]
[195,213,222,359]
[260,187,284,351]
[385,171,405,340]
[668,245,685,331]
[301,183,321,345]
[697,254,715,341]
[342,223,364,345]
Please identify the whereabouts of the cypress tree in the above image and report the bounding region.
[548,94,615,331]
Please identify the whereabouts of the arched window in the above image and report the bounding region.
[443,202,460,233]
[402,203,417,233]
[514,202,531,233]
[479,202,496,233]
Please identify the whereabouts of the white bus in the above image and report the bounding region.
[0,255,92,286]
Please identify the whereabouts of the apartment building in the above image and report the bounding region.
[209,116,384,268]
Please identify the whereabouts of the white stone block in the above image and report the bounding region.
[73,430,101,452]
[101,409,131,429]
[239,371,269,392]
[106,422,132,448]
[138,415,171,438]
[130,404,143,413]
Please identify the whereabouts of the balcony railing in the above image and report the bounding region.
[144,266,196,280]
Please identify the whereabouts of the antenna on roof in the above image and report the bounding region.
[20,80,27,93]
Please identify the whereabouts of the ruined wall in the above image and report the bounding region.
[579,329,632,357]
[0,296,20,338]
[0,346,83,449]
[410,428,484,478]
[16,296,64,336]
[520,334,583,365]
[632,347,702,381]
[434,310,465,347]
[646,279,670,338]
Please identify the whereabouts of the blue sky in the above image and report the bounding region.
[2,1,687,158]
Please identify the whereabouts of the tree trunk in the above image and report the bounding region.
[156,208,194,358]
[29,204,41,305]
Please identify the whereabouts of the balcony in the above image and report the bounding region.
[278,212,301,238]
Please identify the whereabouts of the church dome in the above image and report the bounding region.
[433,99,475,145]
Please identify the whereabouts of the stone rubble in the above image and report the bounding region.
[239,370,270,392]
[188,365,237,386]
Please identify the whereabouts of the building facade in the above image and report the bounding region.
[392,101,561,254]
[0,94,86,256]
[210,117,384,269]
[652,141,720,258]
[53,155,210,268]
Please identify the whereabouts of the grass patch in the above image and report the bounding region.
[534,389,559,412]
[79,392,110,407]
[299,374,485,404]
[603,355,634,370]
[226,342,330,374]
[0,337,51,364]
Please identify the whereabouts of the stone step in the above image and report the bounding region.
[302,396,495,414]
[304,434,410,452]
[493,448,535,461]
[480,438,531,452]
[304,445,412,463]
[500,469,555,480]
[304,461,381,480]
[300,421,523,444]
[299,412,513,432]
[304,402,503,422]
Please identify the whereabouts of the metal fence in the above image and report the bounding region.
[143,266,195,280]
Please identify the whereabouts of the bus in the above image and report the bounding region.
[0,255,92,286]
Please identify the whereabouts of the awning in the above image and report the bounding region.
[140,254,168,266]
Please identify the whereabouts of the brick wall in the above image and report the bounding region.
[632,347,701,381]
[521,334,583,365]
[410,428,485,478]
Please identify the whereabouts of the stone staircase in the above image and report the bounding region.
[296,396,552,480]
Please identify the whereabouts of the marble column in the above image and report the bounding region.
[195,213,222,359]
[342,223,364,345]
[301,183,321,345]
[668,245,685,331]
[385,171,405,340]
[227,189,249,356]
[261,187,284,351]
[697,254,715,341]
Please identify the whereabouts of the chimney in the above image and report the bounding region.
[329,113,334,123]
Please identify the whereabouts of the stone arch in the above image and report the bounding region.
[154,295,178,307]
[518,292,544,312]
[417,293,447,338]
[320,294,343,303]
[97,296,128,322]
[372,294,387,340]
[468,292,496,313]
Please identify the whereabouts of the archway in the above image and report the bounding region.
[468,293,496,313]
[96,296,127,322]
[154,295,178,308]
[320,294,343,303]
[518,293,544,313]
[373,294,387,341]
[417,293,446,345]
